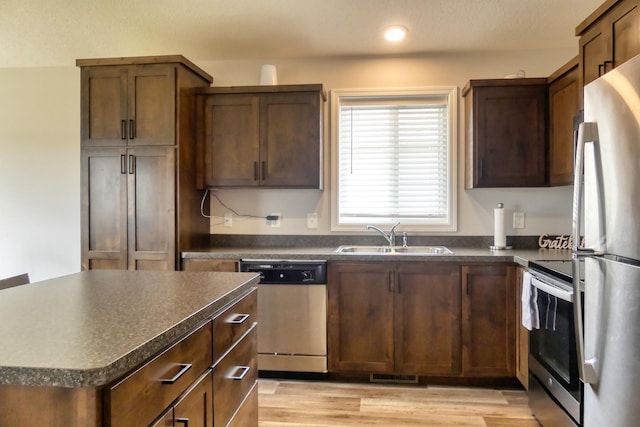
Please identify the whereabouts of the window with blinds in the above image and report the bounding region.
[330,88,457,231]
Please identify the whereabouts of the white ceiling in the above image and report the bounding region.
[0,0,603,67]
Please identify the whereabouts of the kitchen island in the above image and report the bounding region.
[0,269,259,426]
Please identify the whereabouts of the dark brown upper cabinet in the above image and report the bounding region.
[577,0,640,96]
[548,57,580,187]
[463,78,549,188]
[195,84,325,189]
[77,56,213,271]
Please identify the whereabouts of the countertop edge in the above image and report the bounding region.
[182,247,572,267]
[0,275,259,389]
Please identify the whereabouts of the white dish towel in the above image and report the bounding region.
[521,271,540,330]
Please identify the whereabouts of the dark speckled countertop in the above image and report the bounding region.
[0,270,258,388]
[182,246,573,266]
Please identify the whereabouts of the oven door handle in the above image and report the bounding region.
[571,122,600,385]
[530,276,573,302]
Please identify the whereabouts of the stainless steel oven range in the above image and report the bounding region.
[527,259,584,427]
[239,259,328,375]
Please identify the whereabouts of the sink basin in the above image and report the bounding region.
[336,245,453,255]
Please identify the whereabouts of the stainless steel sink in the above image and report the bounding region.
[335,245,453,255]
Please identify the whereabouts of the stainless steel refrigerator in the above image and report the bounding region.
[573,52,640,427]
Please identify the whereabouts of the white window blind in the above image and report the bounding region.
[331,88,457,231]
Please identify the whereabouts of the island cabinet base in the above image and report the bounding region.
[0,385,101,427]
[0,287,258,427]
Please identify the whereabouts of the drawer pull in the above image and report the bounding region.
[176,418,189,426]
[228,366,250,381]
[160,363,192,384]
[228,313,250,324]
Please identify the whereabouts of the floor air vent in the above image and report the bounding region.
[369,373,418,384]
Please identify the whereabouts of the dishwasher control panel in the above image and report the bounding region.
[239,260,327,284]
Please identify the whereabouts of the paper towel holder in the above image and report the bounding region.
[490,202,512,251]
[490,244,513,250]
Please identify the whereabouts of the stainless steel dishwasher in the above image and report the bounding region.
[239,259,327,374]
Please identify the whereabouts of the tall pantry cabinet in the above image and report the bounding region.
[77,56,213,271]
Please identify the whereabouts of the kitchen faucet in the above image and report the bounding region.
[366,222,401,247]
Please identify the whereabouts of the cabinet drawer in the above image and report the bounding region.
[227,382,259,427]
[106,322,213,427]
[212,288,257,362]
[213,325,258,427]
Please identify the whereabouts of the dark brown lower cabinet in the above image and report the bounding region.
[151,371,213,427]
[395,263,462,375]
[328,262,395,373]
[328,261,461,376]
[515,266,529,389]
[329,261,517,381]
[461,264,517,377]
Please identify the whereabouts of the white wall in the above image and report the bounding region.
[0,49,577,281]
[198,50,576,236]
[0,67,81,281]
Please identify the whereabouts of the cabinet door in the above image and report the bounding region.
[548,64,579,186]
[579,0,640,89]
[81,147,128,270]
[328,262,394,373]
[611,0,640,69]
[127,64,176,146]
[260,92,322,187]
[395,263,461,376]
[580,23,608,87]
[515,266,529,389]
[127,146,176,270]
[173,371,213,427]
[202,94,260,186]
[471,84,547,187]
[461,264,516,377]
[81,64,176,148]
[80,66,128,147]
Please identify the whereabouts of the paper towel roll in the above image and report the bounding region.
[494,203,506,248]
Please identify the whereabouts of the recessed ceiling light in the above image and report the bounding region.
[384,25,408,42]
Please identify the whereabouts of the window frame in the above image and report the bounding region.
[330,87,458,232]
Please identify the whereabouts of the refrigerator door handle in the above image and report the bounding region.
[572,122,601,255]
[572,121,600,385]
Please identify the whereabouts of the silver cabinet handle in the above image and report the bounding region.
[227,313,250,324]
[160,363,192,384]
[176,418,189,427]
[228,366,250,380]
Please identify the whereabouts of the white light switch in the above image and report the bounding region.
[307,213,318,229]
[513,212,525,229]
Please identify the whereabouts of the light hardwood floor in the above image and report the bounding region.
[258,379,540,426]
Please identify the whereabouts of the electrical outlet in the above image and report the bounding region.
[307,213,318,229]
[513,212,525,229]
[223,213,232,227]
[269,213,281,228]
